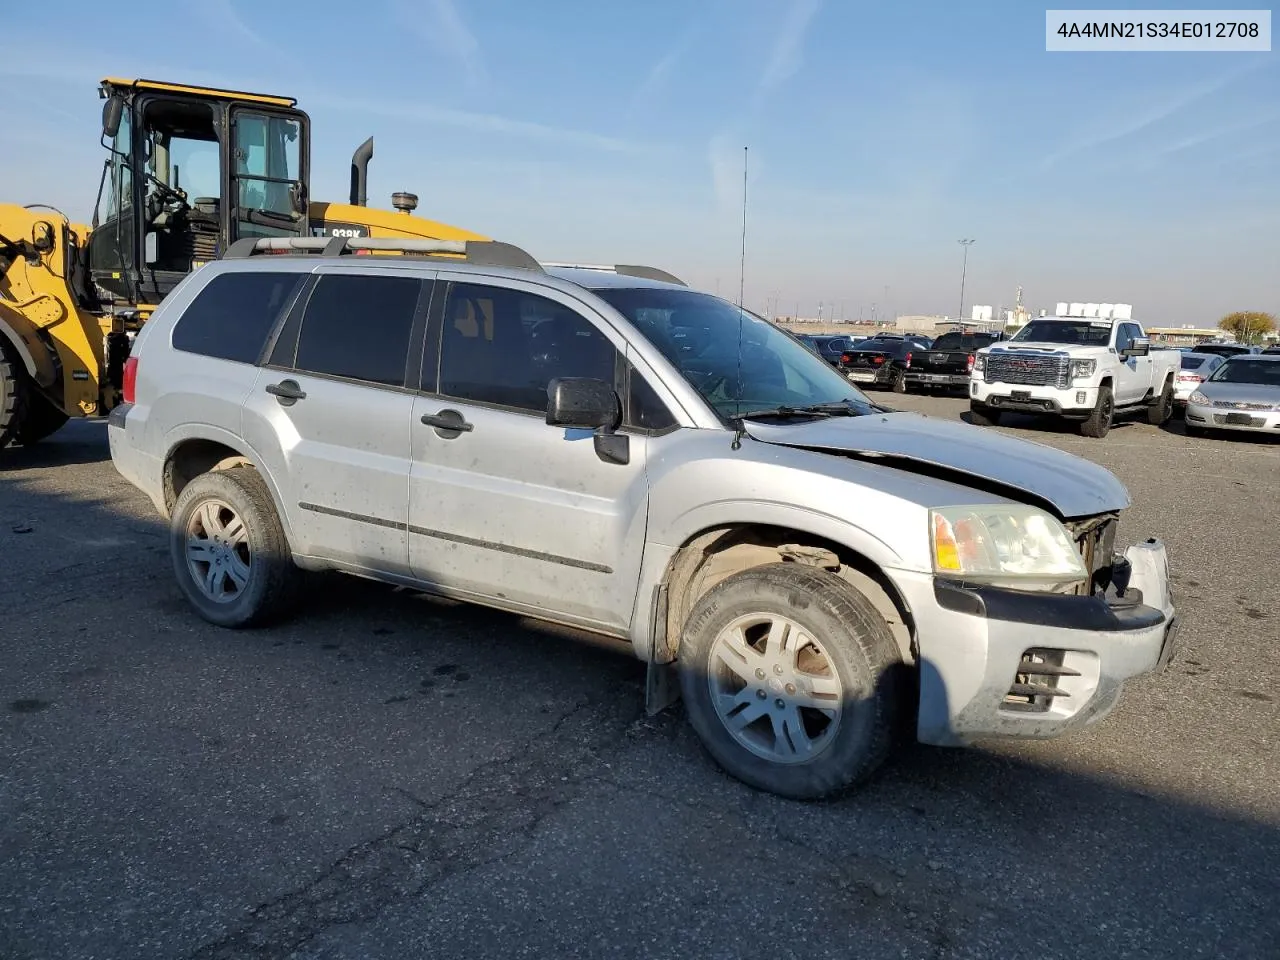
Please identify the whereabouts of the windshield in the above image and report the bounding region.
[1010,320,1111,346]
[591,287,881,420]
[1208,359,1280,386]
[931,333,995,351]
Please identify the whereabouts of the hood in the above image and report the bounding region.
[743,411,1130,519]
[1199,381,1280,406]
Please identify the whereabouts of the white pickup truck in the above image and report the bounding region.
[968,307,1180,438]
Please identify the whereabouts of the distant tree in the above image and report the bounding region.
[1218,311,1277,343]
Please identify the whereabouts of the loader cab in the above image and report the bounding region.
[88,78,310,306]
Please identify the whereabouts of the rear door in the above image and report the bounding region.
[406,276,652,634]
[242,267,432,573]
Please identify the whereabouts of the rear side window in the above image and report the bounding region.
[171,271,305,364]
[291,274,425,387]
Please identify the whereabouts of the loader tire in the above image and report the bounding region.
[0,339,28,450]
[16,392,69,446]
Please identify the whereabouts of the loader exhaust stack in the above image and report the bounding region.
[349,137,373,207]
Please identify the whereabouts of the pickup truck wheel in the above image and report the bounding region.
[968,403,1000,427]
[1147,378,1173,425]
[1079,384,1114,438]
[169,467,300,628]
[678,562,904,800]
[891,369,909,393]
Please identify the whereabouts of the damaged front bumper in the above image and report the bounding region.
[892,539,1177,747]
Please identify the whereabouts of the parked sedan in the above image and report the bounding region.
[838,339,913,391]
[1193,342,1259,359]
[1173,352,1226,408]
[795,334,855,366]
[1184,355,1280,437]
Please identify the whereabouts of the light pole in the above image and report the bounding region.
[957,239,975,323]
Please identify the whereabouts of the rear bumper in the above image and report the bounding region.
[107,403,167,516]
[905,371,969,387]
[842,367,893,387]
[888,539,1176,747]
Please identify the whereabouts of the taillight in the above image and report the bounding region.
[1177,373,1203,382]
[967,353,975,371]
[872,355,885,365]
[840,352,853,364]
[905,351,912,368]
[122,356,138,404]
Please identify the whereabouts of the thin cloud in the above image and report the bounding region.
[392,0,484,87]
[708,134,748,214]
[315,93,648,154]
[759,0,822,93]
[1040,59,1266,168]
[628,25,699,115]
[1153,112,1280,157]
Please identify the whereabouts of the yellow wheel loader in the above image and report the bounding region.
[0,77,489,449]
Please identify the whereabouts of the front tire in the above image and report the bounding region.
[677,562,905,801]
[169,467,301,628]
[0,339,28,450]
[1080,384,1114,438]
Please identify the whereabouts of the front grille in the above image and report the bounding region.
[1213,413,1265,427]
[1064,513,1119,596]
[1212,400,1276,411]
[1003,648,1080,713]
[985,353,1070,388]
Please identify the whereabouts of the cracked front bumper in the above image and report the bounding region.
[890,539,1176,747]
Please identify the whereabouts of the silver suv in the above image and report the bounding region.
[109,236,1180,800]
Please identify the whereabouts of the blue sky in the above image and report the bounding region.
[3,0,1276,325]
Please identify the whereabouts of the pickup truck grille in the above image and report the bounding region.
[984,353,1070,388]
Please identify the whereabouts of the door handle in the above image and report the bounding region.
[265,379,306,405]
[420,409,473,438]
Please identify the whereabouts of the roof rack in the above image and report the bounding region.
[539,262,687,287]
[222,236,544,272]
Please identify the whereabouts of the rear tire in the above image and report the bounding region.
[0,339,28,450]
[968,403,1000,427]
[677,562,905,801]
[1080,384,1114,438]
[169,466,301,628]
[1146,378,1173,426]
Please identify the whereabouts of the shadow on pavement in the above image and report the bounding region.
[0,420,1275,960]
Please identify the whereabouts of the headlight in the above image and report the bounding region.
[973,354,986,372]
[930,505,1088,591]
[1071,359,1096,378]
[1188,390,1208,404]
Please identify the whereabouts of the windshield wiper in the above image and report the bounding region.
[736,405,835,421]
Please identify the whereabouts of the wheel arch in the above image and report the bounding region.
[645,521,918,671]
[161,429,296,546]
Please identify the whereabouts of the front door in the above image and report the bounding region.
[242,268,431,573]
[227,105,309,243]
[1114,322,1149,403]
[406,277,652,633]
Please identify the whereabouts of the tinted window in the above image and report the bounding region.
[1208,358,1280,386]
[930,333,996,351]
[172,271,305,364]
[437,283,618,412]
[626,361,677,431]
[293,274,423,386]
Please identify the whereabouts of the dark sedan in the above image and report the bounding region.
[838,339,914,392]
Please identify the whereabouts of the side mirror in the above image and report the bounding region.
[546,377,620,430]
[1123,337,1151,358]
[102,97,124,140]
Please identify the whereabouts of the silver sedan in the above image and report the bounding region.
[1184,355,1280,437]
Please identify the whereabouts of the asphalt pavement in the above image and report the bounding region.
[1,396,1277,960]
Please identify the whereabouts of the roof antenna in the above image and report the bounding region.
[732,145,748,448]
